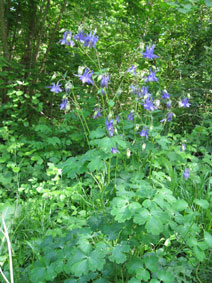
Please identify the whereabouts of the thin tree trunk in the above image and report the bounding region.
[31,0,51,68]
[0,0,10,60]
[40,0,67,74]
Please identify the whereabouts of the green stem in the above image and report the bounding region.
[107,158,111,184]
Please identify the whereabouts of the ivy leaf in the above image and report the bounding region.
[109,242,130,264]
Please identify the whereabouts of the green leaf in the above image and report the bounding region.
[136,269,150,281]
[109,242,130,264]
[133,208,149,225]
[89,128,105,139]
[30,267,46,282]
[145,216,163,235]
[128,278,140,283]
[126,257,143,274]
[108,99,115,107]
[144,254,159,273]
[111,197,133,223]
[193,246,205,262]
[194,199,209,209]
[204,0,212,7]
[173,200,188,211]
[87,156,104,172]
[157,270,174,282]
[204,232,212,248]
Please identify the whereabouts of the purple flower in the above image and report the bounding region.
[128,112,134,121]
[140,127,148,139]
[167,100,172,109]
[116,116,120,124]
[127,65,137,75]
[106,119,114,137]
[83,31,98,48]
[58,31,74,46]
[74,30,98,48]
[111,146,120,154]
[142,86,151,98]
[75,68,94,85]
[130,85,142,97]
[142,45,159,60]
[48,81,63,93]
[167,112,173,121]
[59,98,68,110]
[183,168,189,179]
[180,144,186,152]
[181,97,190,108]
[161,91,170,100]
[101,89,106,95]
[101,74,110,89]
[143,98,157,111]
[93,108,101,119]
[73,31,86,41]
[144,69,158,82]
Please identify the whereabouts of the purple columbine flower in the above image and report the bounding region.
[101,74,110,89]
[74,30,98,48]
[143,98,157,111]
[167,100,172,109]
[130,84,142,97]
[75,68,94,85]
[181,97,190,108]
[73,31,86,41]
[83,31,98,48]
[93,108,101,119]
[183,168,189,179]
[111,146,120,154]
[180,144,186,152]
[144,69,158,82]
[58,31,74,46]
[127,65,137,75]
[116,116,120,124]
[48,81,63,93]
[128,112,134,121]
[167,112,173,121]
[59,98,68,110]
[142,86,151,98]
[161,91,170,100]
[106,119,114,137]
[141,45,159,60]
[140,127,148,139]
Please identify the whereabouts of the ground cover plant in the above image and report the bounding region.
[0,0,212,282]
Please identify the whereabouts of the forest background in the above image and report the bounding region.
[0,0,212,282]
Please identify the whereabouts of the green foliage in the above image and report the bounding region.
[0,0,212,282]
